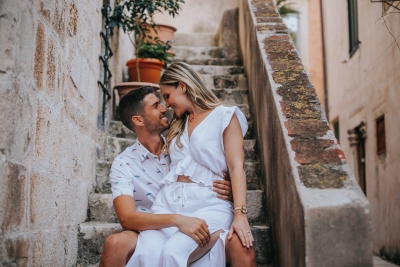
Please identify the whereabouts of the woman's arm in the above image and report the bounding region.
[223,114,254,248]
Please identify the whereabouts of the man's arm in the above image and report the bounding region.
[113,195,211,247]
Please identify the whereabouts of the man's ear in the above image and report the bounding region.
[132,115,144,128]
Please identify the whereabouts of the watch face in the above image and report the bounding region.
[242,206,248,213]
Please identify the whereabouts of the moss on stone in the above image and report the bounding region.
[298,164,347,189]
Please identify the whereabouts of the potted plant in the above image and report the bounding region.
[111,0,184,84]
[115,40,173,99]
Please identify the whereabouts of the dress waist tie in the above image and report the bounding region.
[173,183,188,207]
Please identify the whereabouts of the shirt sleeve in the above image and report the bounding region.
[109,157,135,200]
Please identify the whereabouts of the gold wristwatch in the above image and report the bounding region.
[233,206,248,214]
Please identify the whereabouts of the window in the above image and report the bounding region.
[348,0,359,56]
[376,115,386,155]
[333,119,340,143]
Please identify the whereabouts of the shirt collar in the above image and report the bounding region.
[134,135,167,162]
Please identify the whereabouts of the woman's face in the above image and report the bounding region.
[160,82,191,117]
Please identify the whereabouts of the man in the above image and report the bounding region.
[100,86,256,266]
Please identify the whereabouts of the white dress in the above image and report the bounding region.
[126,105,248,267]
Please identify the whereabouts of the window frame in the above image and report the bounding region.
[376,115,386,155]
[347,0,360,57]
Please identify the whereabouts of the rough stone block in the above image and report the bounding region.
[174,33,216,47]
[30,171,56,229]
[95,161,112,194]
[32,230,66,266]
[212,88,249,105]
[34,22,46,89]
[77,222,122,266]
[88,194,118,223]
[108,121,137,139]
[251,225,272,264]
[173,57,243,66]
[247,190,265,223]
[1,162,28,232]
[245,161,261,190]
[244,139,257,161]
[191,65,244,76]
[105,136,136,162]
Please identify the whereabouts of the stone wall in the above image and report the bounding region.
[0,0,132,265]
[238,0,372,266]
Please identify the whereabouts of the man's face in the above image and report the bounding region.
[141,93,169,134]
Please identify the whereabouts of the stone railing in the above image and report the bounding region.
[238,0,372,266]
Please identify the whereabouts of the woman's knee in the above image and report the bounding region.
[226,233,256,263]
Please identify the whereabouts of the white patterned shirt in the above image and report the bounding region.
[109,139,170,213]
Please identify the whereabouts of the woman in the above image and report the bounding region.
[127,62,253,267]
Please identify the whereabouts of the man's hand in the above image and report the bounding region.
[174,215,211,247]
[213,178,233,201]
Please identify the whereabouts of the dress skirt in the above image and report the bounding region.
[126,182,234,267]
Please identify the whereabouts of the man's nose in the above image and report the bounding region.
[160,104,168,111]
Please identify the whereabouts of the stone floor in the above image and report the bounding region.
[374,256,400,267]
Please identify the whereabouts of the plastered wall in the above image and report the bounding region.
[322,0,400,262]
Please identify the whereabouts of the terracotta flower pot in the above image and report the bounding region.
[114,82,160,99]
[144,23,177,54]
[126,58,164,83]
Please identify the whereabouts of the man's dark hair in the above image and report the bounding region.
[119,86,154,132]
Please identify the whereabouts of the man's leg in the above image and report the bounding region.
[99,231,138,267]
[225,233,256,267]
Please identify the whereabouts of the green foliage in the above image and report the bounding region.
[277,0,299,17]
[110,0,185,44]
[138,39,173,67]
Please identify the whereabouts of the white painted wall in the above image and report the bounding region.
[322,0,400,260]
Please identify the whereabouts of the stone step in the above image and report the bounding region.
[212,88,249,105]
[202,74,247,90]
[88,189,264,225]
[77,221,271,266]
[173,33,216,47]
[108,120,136,140]
[192,65,244,76]
[105,136,136,162]
[173,46,224,60]
[77,222,122,266]
[95,156,260,195]
[94,159,261,195]
[173,57,243,66]
[102,136,256,168]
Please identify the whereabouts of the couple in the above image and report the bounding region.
[100,62,256,266]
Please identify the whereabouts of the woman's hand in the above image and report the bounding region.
[227,213,254,248]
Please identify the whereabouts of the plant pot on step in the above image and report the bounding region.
[114,82,160,100]
[144,23,177,55]
[126,58,164,83]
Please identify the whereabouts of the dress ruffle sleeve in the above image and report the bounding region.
[160,155,223,187]
[221,106,248,150]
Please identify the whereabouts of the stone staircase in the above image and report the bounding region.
[76,33,272,266]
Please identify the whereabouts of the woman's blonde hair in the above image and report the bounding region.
[160,62,220,153]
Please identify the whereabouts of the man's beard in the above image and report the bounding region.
[143,115,169,135]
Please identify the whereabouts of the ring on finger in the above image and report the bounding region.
[226,191,230,196]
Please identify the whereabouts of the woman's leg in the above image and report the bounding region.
[126,229,171,267]
[159,230,200,267]
[188,230,223,263]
